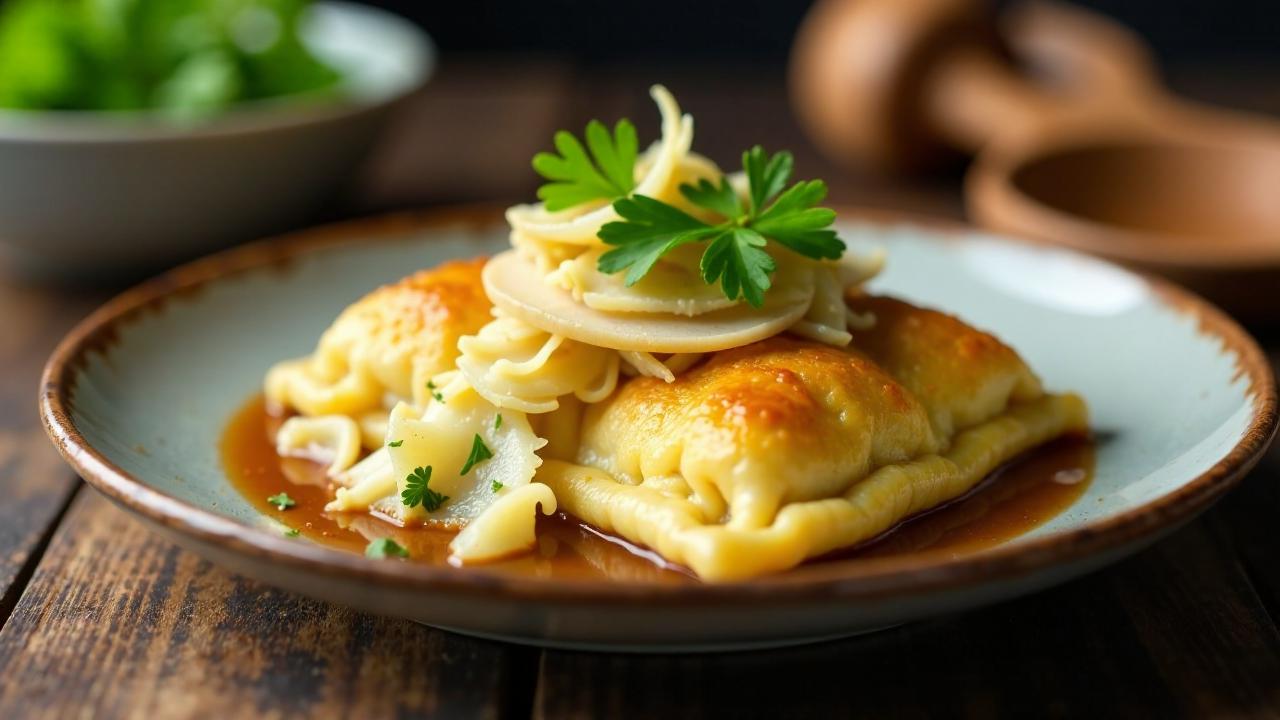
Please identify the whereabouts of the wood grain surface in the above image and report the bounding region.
[0,60,1277,719]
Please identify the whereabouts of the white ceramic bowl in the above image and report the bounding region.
[0,2,433,280]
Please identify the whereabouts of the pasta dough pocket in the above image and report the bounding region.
[265,258,492,417]
[546,297,1087,581]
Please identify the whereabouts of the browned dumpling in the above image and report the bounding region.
[265,258,492,418]
[540,296,1087,581]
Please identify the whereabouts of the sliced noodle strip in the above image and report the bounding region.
[620,351,675,383]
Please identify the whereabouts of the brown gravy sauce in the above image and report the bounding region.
[222,395,1094,583]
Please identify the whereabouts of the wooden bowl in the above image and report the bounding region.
[792,0,1280,324]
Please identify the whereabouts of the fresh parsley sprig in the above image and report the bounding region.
[533,119,638,211]
[401,466,448,512]
[597,146,844,307]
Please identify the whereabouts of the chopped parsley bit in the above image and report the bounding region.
[401,466,449,511]
[494,413,503,430]
[426,379,445,402]
[365,538,409,559]
[459,434,494,476]
[387,439,403,448]
[283,528,301,538]
[596,145,844,307]
[491,480,504,492]
[267,492,296,511]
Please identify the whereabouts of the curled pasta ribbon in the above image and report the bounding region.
[788,253,886,347]
[265,355,381,418]
[619,351,704,383]
[275,415,364,477]
[457,316,619,414]
[505,85,699,249]
[449,483,558,564]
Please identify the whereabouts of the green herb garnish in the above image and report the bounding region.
[365,538,409,559]
[401,466,448,511]
[387,439,403,448]
[597,146,843,307]
[426,380,444,403]
[459,434,494,476]
[0,0,341,115]
[494,413,503,430]
[491,480,504,492]
[283,528,300,538]
[267,492,295,511]
[533,119,639,211]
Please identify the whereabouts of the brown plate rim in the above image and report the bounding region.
[39,204,1279,607]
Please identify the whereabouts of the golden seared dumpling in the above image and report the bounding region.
[844,296,1043,438]
[266,258,492,418]
[577,337,942,528]
[540,295,1087,581]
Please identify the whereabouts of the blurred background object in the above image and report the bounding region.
[369,0,1280,68]
[0,0,431,281]
[0,0,1277,312]
[0,0,342,115]
[791,0,1280,322]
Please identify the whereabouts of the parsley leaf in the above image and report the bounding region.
[267,492,295,511]
[598,196,720,285]
[595,145,844,307]
[700,227,776,309]
[743,145,794,214]
[491,480,504,492]
[365,538,409,559]
[494,414,503,430]
[459,434,494,476]
[680,177,742,219]
[426,379,444,403]
[283,528,301,538]
[387,439,403,448]
[534,119,638,211]
[401,466,449,512]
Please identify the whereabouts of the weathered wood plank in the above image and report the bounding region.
[0,279,103,621]
[1119,516,1280,715]
[0,491,535,719]
[1200,351,1280,658]
[533,516,1280,719]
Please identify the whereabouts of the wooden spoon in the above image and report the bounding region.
[791,0,1280,322]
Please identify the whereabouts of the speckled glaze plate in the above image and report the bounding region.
[40,208,1277,651]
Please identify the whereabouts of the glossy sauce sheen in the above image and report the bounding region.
[223,396,1095,583]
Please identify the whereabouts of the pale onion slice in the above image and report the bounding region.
[483,250,815,353]
[326,379,547,525]
[505,85,694,247]
[548,246,738,317]
[448,483,558,564]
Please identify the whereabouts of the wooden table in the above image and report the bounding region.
[2,61,1279,718]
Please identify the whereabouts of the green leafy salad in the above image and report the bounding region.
[0,0,341,115]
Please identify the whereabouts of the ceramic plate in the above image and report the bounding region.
[41,208,1277,651]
